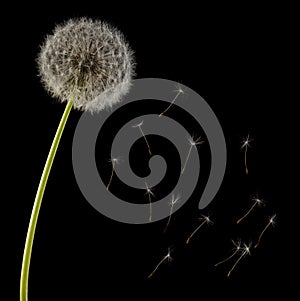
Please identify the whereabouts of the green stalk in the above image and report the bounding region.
[20,100,73,301]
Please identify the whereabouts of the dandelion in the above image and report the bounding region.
[254,214,276,248]
[236,197,264,224]
[106,157,121,191]
[148,247,173,278]
[145,183,154,222]
[227,243,251,277]
[132,120,152,156]
[181,135,203,174]
[38,18,134,113]
[159,86,184,117]
[20,18,134,301]
[215,240,241,267]
[241,134,252,175]
[163,194,180,233]
[186,215,213,245]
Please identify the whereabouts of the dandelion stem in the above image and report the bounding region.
[241,134,251,175]
[106,168,115,191]
[254,221,272,248]
[181,136,202,175]
[20,100,73,301]
[148,256,168,278]
[186,220,206,244]
[227,250,247,277]
[181,144,193,174]
[236,202,257,224]
[226,244,251,277]
[215,249,239,267]
[139,126,152,156]
[148,193,152,222]
[106,161,116,191]
[148,250,171,279]
[164,205,174,233]
[159,88,182,117]
[132,121,152,156]
[244,145,248,175]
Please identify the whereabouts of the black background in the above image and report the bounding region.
[7,3,293,300]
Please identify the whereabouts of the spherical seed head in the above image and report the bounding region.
[37,18,134,113]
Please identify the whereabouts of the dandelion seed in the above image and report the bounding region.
[215,240,241,267]
[186,215,213,244]
[163,194,180,233]
[132,120,152,156]
[181,135,203,174]
[145,183,154,222]
[241,134,252,175]
[254,214,276,248]
[159,86,184,117]
[236,197,264,224]
[227,243,251,277]
[148,247,173,278]
[106,157,120,191]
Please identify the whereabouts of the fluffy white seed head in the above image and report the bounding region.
[37,18,134,113]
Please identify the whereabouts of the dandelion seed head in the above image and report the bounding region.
[188,135,203,147]
[241,134,252,149]
[169,194,180,206]
[166,253,172,262]
[232,239,242,250]
[174,86,184,94]
[200,215,213,225]
[253,197,264,206]
[37,18,135,113]
[109,157,121,165]
[132,120,144,128]
[145,183,154,196]
[165,247,173,262]
[270,214,277,224]
[242,243,251,255]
